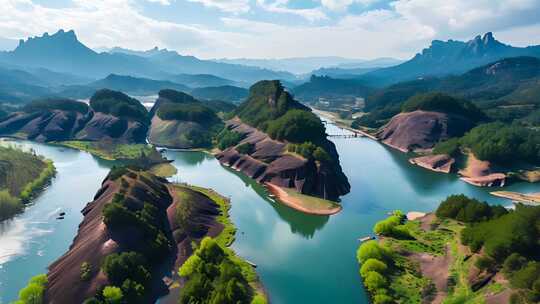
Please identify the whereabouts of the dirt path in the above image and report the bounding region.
[411,246,452,304]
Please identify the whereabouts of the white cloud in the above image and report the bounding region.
[0,0,539,59]
[186,0,250,13]
[145,0,172,5]
[0,0,234,55]
[257,0,327,21]
[320,0,379,11]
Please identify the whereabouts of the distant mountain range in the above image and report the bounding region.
[215,57,402,75]
[360,32,540,87]
[0,30,296,83]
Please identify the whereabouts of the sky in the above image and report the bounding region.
[1,0,540,59]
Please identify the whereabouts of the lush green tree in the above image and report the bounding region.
[364,271,387,291]
[503,253,528,274]
[436,194,505,222]
[357,241,390,264]
[216,128,244,150]
[460,122,540,165]
[373,293,394,304]
[266,110,326,144]
[360,259,388,278]
[102,286,123,304]
[101,252,151,286]
[15,274,48,304]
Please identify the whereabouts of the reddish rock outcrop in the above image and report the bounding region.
[0,109,147,143]
[409,154,455,173]
[44,170,172,303]
[458,153,506,187]
[377,110,474,152]
[216,119,350,201]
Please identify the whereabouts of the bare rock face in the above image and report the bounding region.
[377,110,473,152]
[409,154,455,173]
[0,110,89,141]
[216,120,350,201]
[0,109,147,143]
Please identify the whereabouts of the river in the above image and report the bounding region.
[1,121,538,303]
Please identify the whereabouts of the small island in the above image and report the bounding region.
[357,195,540,303]
[0,143,55,221]
[215,80,350,215]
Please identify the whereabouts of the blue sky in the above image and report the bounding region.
[1,0,540,59]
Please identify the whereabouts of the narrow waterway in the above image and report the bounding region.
[1,121,538,303]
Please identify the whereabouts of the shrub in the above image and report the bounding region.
[510,262,540,290]
[373,293,394,304]
[80,262,92,281]
[0,190,21,221]
[357,241,390,264]
[102,286,123,304]
[433,138,461,156]
[101,252,151,286]
[266,109,326,144]
[216,128,244,150]
[364,271,387,291]
[360,259,388,278]
[236,143,255,155]
[436,194,506,222]
[15,274,48,304]
[503,253,528,274]
[475,256,496,272]
[178,237,253,304]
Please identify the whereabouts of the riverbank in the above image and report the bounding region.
[265,183,342,215]
[0,143,56,221]
[357,212,510,303]
[490,191,540,204]
[168,183,267,304]
[58,140,177,177]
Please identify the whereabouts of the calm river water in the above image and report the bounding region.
[0,121,538,303]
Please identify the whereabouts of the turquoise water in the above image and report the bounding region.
[0,122,538,303]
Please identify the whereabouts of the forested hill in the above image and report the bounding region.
[357,56,540,128]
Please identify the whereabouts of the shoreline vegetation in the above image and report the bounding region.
[57,140,177,178]
[315,106,539,191]
[265,182,342,215]
[358,195,540,304]
[0,143,56,221]
[172,184,267,304]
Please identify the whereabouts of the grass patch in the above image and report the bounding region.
[278,186,341,212]
[58,141,154,160]
[148,162,177,178]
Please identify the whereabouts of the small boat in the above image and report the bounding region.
[245,260,257,268]
[358,236,375,242]
[56,216,65,220]
[59,212,66,216]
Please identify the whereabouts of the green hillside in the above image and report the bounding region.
[0,144,55,221]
